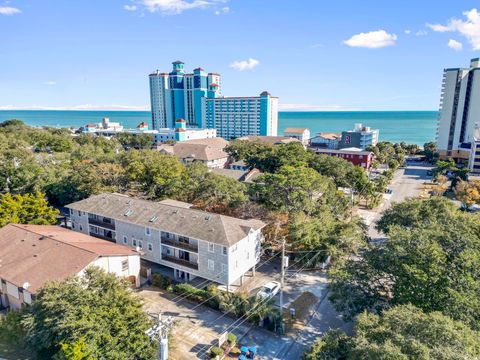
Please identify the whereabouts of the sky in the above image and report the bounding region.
[1,0,480,111]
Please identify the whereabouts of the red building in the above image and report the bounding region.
[310,147,375,170]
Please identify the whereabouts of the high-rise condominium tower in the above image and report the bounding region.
[437,58,480,173]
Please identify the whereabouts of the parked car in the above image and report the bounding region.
[257,281,280,299]
[385,188,393,194]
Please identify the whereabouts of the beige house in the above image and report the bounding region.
[156,137,230,169]
[0,224,141,310]
[283,128,311,145]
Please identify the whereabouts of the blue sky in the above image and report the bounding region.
[1,0,480,111]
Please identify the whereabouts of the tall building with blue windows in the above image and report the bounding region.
[149,61,278,139]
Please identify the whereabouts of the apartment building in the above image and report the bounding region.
[284,128,311,145]
[436,58,480,173]
[310,147,375,170]
[66,194,266,288]
[339,123,379,150]
[0,224,140,309]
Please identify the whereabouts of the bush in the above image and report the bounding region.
[173,283,209,303]
[227,333,237,345]
[151,273,172,290]
[210,346,223,358]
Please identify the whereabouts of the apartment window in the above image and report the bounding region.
[208,242,215,253]
[145,227,151,236]
[121,260,129,272]
[148,243,153,252]
[138,240,143,250]
[208,260,215,271]
[222,246,227,255]
[78,210,82,216]
[123,235,128,244]
[222,264,227,273]
[132,238,137,247]
[72,222,75,229]
[79,224,83,231]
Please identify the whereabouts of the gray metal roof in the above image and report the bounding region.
[67,194,265,246]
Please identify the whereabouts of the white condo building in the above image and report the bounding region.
[436,58,480,173]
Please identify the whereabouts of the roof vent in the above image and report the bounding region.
[205,215,211,221]
[149,216,159,222]
[124,209,133,216]
[173,210,179,214]
[39,236,45,240]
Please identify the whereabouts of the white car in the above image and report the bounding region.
[257,281,281,299]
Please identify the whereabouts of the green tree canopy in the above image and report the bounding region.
[330,197,480,330]
[22,267,156,359]
[303,305,480,360]
[252,166,334,214]
[0,192,59,227]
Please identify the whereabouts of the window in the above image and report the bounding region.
[78,210,82,216]
[138,240,143,250]
[208,243,215,253]
[123,235,128,244]
[246,251,250,260]
[208,260,215,271]
[72,222,75,229]
[222,246,227,255]
[79,224,83,231]
[145,227,151,236]
[132,238,137,247]
[121,260,129,272]
[148,243,153,252]
[221,263,227,273]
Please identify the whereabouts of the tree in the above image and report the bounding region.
[22,267,156,359]
[0,192,59,227]
[55,339,94,360]
[193,173,248,210]
[455,179,480,207]
[115,133,154,150]
[288,212,365,264]
[376,196,458,234]
[423,141,439,163]
[252,166,333,214]
[303,305,480,360]
[308,154,354,188]
[121,150,185,199]
[330,199,480,330]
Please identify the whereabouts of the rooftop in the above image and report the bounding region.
[67,193,266,246]
[237,136,301,145]
[0,224,138,293]
[284,128,309,134]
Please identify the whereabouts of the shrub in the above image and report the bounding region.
[227,333,237,345]
[151,273,172,290]
[173,283,208,302]
[210,346,223,358]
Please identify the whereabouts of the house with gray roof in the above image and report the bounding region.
[66,193,266,288]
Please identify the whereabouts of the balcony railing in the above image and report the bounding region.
[161,237,198,252]
[161,254,198,270]
[89,232,116,243]
[88,217,115,230]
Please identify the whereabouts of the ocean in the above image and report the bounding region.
[0,110,437,145]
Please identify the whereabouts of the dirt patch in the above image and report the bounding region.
[283,291,319,333]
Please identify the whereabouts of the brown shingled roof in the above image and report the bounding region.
[0,224,138,293]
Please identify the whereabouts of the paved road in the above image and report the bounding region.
[359,163,433,240]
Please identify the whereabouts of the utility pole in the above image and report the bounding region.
[279,236,287,334]
[146,313,174,360]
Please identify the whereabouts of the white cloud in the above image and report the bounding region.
[404,29,411,34]
[0,6,21,15]
[415,30,428,36]
[215,6,229,15]
[448,39,463,51]
[124,4,138,11]
[229,58,260,71]
[427,8,480,50]
[44,81,57,86]
[344,30,397,48]
[279,103,359,111]
[139,0,226,15]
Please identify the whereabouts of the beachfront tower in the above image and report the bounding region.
[149,61,222,129]
[436,58,480,173]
